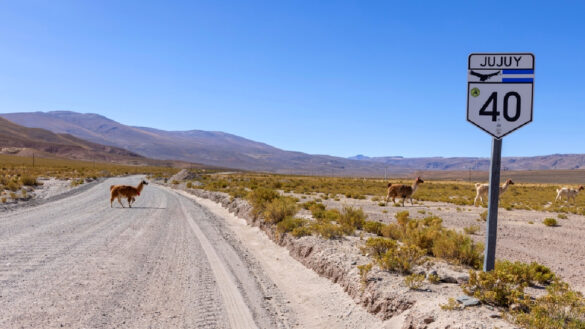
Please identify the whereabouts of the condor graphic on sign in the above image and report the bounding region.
[467,53,534,139]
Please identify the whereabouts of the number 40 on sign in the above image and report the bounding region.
[467,53,534,139]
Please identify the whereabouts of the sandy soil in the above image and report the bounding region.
[178,190,392,329]
[292,192,585,294]
[178,186,514,328]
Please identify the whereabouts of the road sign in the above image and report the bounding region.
[467,53,535,139]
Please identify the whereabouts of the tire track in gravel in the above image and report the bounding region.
[0,177,283,328]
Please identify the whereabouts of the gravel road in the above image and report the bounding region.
[0,177,288,328]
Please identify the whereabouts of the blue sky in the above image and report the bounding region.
[1,1,584,158]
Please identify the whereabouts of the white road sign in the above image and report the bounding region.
[467,53,534,139]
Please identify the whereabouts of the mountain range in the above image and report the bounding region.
[0,116,203,168]
[2,111,585,175]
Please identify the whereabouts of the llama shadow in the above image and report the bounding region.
[126,206,167,209]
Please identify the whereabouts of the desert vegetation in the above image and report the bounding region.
[180,170,585,328]
[192,172,585,215]
[0,154,179,200]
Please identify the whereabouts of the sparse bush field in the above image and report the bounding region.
[0,154,178,196]
[195,172,585,215]
[187,171,585,328]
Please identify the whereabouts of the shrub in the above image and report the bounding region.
[301,200,319,210]
[463,260,554,308]
[363,221,383,236]
[380,223,403,240]
[276,217,306,235]
[308,202,326,218]
[1,197,6,203]
[361,237,397,259]
[463,225,480,235]
[264,197,298,224]
[377,244,426,274]
[494,260,555,286]
[431,229,483,269]
[427,272,440,284]
[395,211,410,226]
[514,281,585,329]
[186,182,193,188]
[440,298,461,311]
[171,180,179,185]
[248,187,279,219]
[338,206,366,230]
[543,218,558,227]
[291,226,312,238]
[378,202,386,207]
[358,263,373,285]
[311,222,345,239]
[479,210,488,221]
[557,213,568,219]
[464,267,528,308]
[404,273,425,290]
[20,175,38,186]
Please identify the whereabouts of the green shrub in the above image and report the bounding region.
[480,210,488,221]
[514,281,585,329]
[427,272,440,284]
[557,213,568,219]
[404,273,425,290]
[363,221,383,236]
[358,263,373,285]
[20,175,38,186]
[276,217,306,235]
[248,187,279,219]
[264,197,298,224]
[361,237,397,259]
[301,200,319,210]
[380,223,403,240]
[463,260,554,309]
[431,229,483,269]
[186,182,193,188]
[395,211,410,226]
[464,267,528,308]
[338,206,366,230]
[543,218,558,227]
[440,298,461,311]
[291,226,313,238]
[311,222,345,239]
[377,244,426,274]
[494,260,555,286]
[463,225,480,235]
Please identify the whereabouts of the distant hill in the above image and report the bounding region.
[0,111,396,175]
[0,117,204,168]
[2,111,585,176]
[348,154,585,171]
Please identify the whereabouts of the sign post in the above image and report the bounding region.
[467,53,534,271]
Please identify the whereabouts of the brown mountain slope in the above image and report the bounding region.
[3,111,585,175]
[0,117,205,168]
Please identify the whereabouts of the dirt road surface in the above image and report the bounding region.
[0,177,287,328]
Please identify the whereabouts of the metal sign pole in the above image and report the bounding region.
[483,137,502,271]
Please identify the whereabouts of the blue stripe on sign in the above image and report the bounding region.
[503,69,534,74]
[502,78,534,83]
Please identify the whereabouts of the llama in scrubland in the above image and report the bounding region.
[385,177,424,206]
[474,179,514,206]
[555,185,584,203]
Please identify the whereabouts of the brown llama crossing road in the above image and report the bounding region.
[0,177,287,329]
